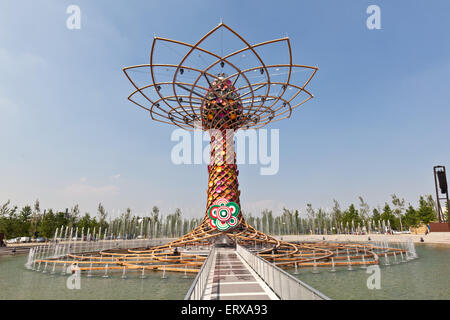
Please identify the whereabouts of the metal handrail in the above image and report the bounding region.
[236,244,330,300]
[184,247,216,300]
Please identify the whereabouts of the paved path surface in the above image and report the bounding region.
[276,233,450,245]
[202,248,278,300]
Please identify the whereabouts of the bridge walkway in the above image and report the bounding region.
[202,248,278,300]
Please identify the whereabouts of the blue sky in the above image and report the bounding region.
[0,0,449,219]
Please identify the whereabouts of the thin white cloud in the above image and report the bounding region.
[65,183,119,197]
[111,174,120,179]
[80,177,87,183]
[0,48,46,76]
[0,97,19,115]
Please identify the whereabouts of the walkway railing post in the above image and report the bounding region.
[185,247,215,300]
[236,244,330,300]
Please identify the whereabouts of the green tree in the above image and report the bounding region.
[151,206,159,224]
[97,203,108,230]
[316,208,328,234]
[306,203,315,220]
[445,202,449,222]
[331,200,343,232]
[404,205,419,229]
[38,209,56,238]
[381,203,398,230]
[281,208,294,234]
[417,196,437,224]
[68,204,80,229]
[358,197,370,220]
[31,199,41,237]
[343,204,360,227]
[294,210,300,234]
[391,194,405,231]
[77,213,92,235]
[372,207,381,222]
[121,208,132,237]
[33,199,40,214]
[55,211,68,229]
[18,205,32,236]
[0,200,17,217]
[0,200,19,238]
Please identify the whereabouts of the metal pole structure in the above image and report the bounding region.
[434,166,449,223]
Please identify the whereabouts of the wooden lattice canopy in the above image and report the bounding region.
[123,23,318,131]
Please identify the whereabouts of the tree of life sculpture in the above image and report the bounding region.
[33,23,409,275]
[123,22,317,234]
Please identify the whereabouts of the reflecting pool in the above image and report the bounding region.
[1,243,448,300]
[291,243,450,299]
[0,254,194,300]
